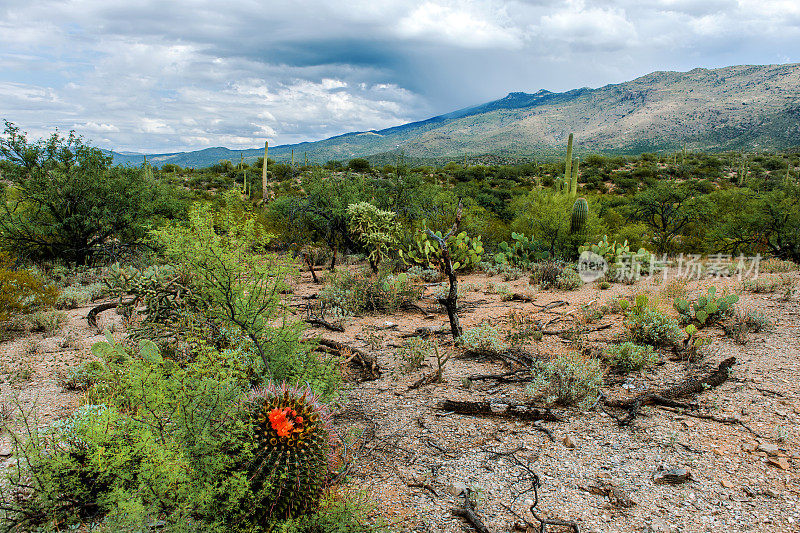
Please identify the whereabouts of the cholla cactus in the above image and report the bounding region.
[246,383,333,519]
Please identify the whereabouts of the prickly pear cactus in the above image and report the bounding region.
[399,227,483,272]
[246,383,333,519]
[673,287,739,326]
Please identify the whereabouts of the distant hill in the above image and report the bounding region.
[110,63,800,168]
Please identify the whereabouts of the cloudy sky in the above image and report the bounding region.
[1,0,798,153]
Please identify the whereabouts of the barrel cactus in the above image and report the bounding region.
[570,198,588,233]
[246,383,333,520]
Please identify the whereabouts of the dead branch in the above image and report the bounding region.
[438,400,561,422]
[461,347,536,368]
[604,357,735,426]
[314,338,381,380]
[305,317,345,332]
[452,490,493,533]
[655,405,767,439]
[87,298,134,329]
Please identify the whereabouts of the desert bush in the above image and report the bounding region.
[599,281,611,290]
[321,269,421,316]
[723,308,773,344]
[554,265,583,290]
[55,283,106,309]
[528,353,603,407]
[604,342,658,372]
[741,274,796,294]
[61,360,105,391]
[397,337,434,372]
[29,310,67,335]
[406,265,442,283]
[0,253,58,323]
[760,258,798,273]
[459,324,508,352]
[623,307,682,346]
[529,260,565,289]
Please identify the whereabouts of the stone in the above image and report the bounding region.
[720,479,735,488]
[563,435,576,448]
[767,457,790,471]
[653,466,692,484]
[448,481,467,496]
[757,443,780,455]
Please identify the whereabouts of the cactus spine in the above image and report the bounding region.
[261,140,269,199]
[247,383,333,520]
[564,133,574,194]
[571,198,588,233]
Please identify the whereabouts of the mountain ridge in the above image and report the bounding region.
[109,62,800,168]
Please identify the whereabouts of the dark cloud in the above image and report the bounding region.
[0,0,798,152]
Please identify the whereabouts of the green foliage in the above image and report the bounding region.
[623,306,682,346]
[528,353,603,407]
[346,202,399,272]
[554,265,583,291]
[400,227,483,272]
[529,260,570,289]
[55,282,106,309]
[459,324,508,352]
[62,360,105,391]
[347,158,371,173]
[29,309,67,334]
[398,337,434,372]
[0,252,57,322]
[673,286,739,326]
[494,232,549,267]
[274,492,386,533]
[245,383,333,520]
[406,265,442,283]
[0,121,187,265]
[320,269,421,316]
[604,342,658,372]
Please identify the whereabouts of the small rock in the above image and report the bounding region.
[380,321,398,329]
[720,479,734,488]
[562,435,576,448]
[448,481,467,496]
[758,443,780,455]
[767,457,790,471]
[653,466,692,484]
[742,442,758,452]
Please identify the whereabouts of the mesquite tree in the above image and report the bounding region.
[427,199,464,339]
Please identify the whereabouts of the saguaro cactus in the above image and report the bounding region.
[569,158,579,196]
[564,133,574,194]
[571,198,588,233]
[261,140,269,199]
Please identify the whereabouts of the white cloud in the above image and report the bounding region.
[397,2,523,49]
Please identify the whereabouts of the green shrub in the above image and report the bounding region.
[398,337,434,372]
[555,265,583,290]
[346,202,399,272]
[61,360,105,391]
[599,281,611,290]
[0,253,58,323]
[321,269,421,316]
[528,353,603,407]
[623,307,682,346]
[760,258,798,273]
[459,324,508,352]
[29,310,67,334]
[55,283,106,309]
[529,260,566,289]
[406,266,442,283]
[274,493,386,533]
[741,274,796,294]
[604,342,658,372]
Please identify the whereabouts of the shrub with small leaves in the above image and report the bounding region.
[397,337,433,372]
[529,260,565,289]
[604,342,657,372]
[29,310,67,335]
[599,281,611,290]
[554,265,583,291]
[528,353,603,407]
[62,361,105,391]
[0,253,58,323]
[321,269,421,315]
[55,283,106,309]
[623,307,682,346]
[459,324,508,353]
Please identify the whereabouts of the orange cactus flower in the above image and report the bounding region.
[268,407,295,437]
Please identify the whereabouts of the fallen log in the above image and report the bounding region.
[315,338,381,380]
[452,490,492,533]
[604,357,735,426]
[305,317,345,332]
[438,399,561,422]
[87,299,134,329]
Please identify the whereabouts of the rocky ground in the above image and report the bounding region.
[0,267,797,532]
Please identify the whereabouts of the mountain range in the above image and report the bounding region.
[109,63,800,168]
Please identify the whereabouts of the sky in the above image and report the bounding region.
[1,0,799,153]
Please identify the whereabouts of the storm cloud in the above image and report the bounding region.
[1,0,798,152]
